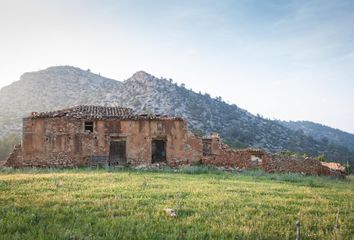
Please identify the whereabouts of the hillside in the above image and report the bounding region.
[0,66,353,164]
[280,121,354,154]
[0,66,124,138]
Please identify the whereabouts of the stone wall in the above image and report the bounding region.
[202,147,269,169]
[5,144,22,167]
[200,133,345,177]
[6,116,203,167]
[201,133,270,170]
[5,116,346,177]
[263,155,345,177]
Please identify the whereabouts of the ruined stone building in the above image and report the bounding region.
[5,105,346,177]
[6,106,203,167]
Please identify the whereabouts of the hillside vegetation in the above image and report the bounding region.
[0,168,353,239]
[1,66,354,165]
[281,120,354,154]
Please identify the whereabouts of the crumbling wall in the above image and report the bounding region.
[4,114,346,177]
[201,133,269,169]
[4,144,23,167]
[200,133,344,177]
[202,148,270,169]
[184,131,203,165]
[263,155,345,177]
[6,117,88,167]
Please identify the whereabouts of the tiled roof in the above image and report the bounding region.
[30,105,183,120]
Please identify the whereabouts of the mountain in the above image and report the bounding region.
[280,121,354,154]
[1,66,353,165]
[0,66,127,138]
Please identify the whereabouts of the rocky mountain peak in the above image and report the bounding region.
[41,65,83,73]
[20,66,82,79]
[129,71,155,82]
[18,66,120,87]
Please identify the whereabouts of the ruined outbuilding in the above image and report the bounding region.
[5,105,346,177]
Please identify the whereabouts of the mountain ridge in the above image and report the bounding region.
[1,66,353,165]
[280,120,354,153]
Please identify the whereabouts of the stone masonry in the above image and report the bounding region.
[5,105,345,177]
[5,106,202,167]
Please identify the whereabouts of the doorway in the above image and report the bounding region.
[109,141,126,166]
[152,139,166,163]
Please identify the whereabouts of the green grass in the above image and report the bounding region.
[0,167,353,240]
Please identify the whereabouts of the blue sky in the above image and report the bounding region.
[0,0,354,133]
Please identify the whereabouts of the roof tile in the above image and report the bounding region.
[31,105,183,121]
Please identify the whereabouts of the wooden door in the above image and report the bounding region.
[109,141,126,166]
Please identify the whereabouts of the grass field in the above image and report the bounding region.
[0,167,353,240]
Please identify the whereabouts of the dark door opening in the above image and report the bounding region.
[202,139,212,156]
[152,140,166,163]
[109,141,126,166]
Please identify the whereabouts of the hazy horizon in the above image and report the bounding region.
[1,0,354,134]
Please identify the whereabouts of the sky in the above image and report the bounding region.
[0,0,354,133]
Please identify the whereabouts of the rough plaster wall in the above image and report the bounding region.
[7,117,202,167]
[8,117,88,167]
[119,119,202,165]
[96,120,106,154]
[123,120,150,165]
[183,132,203,165]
